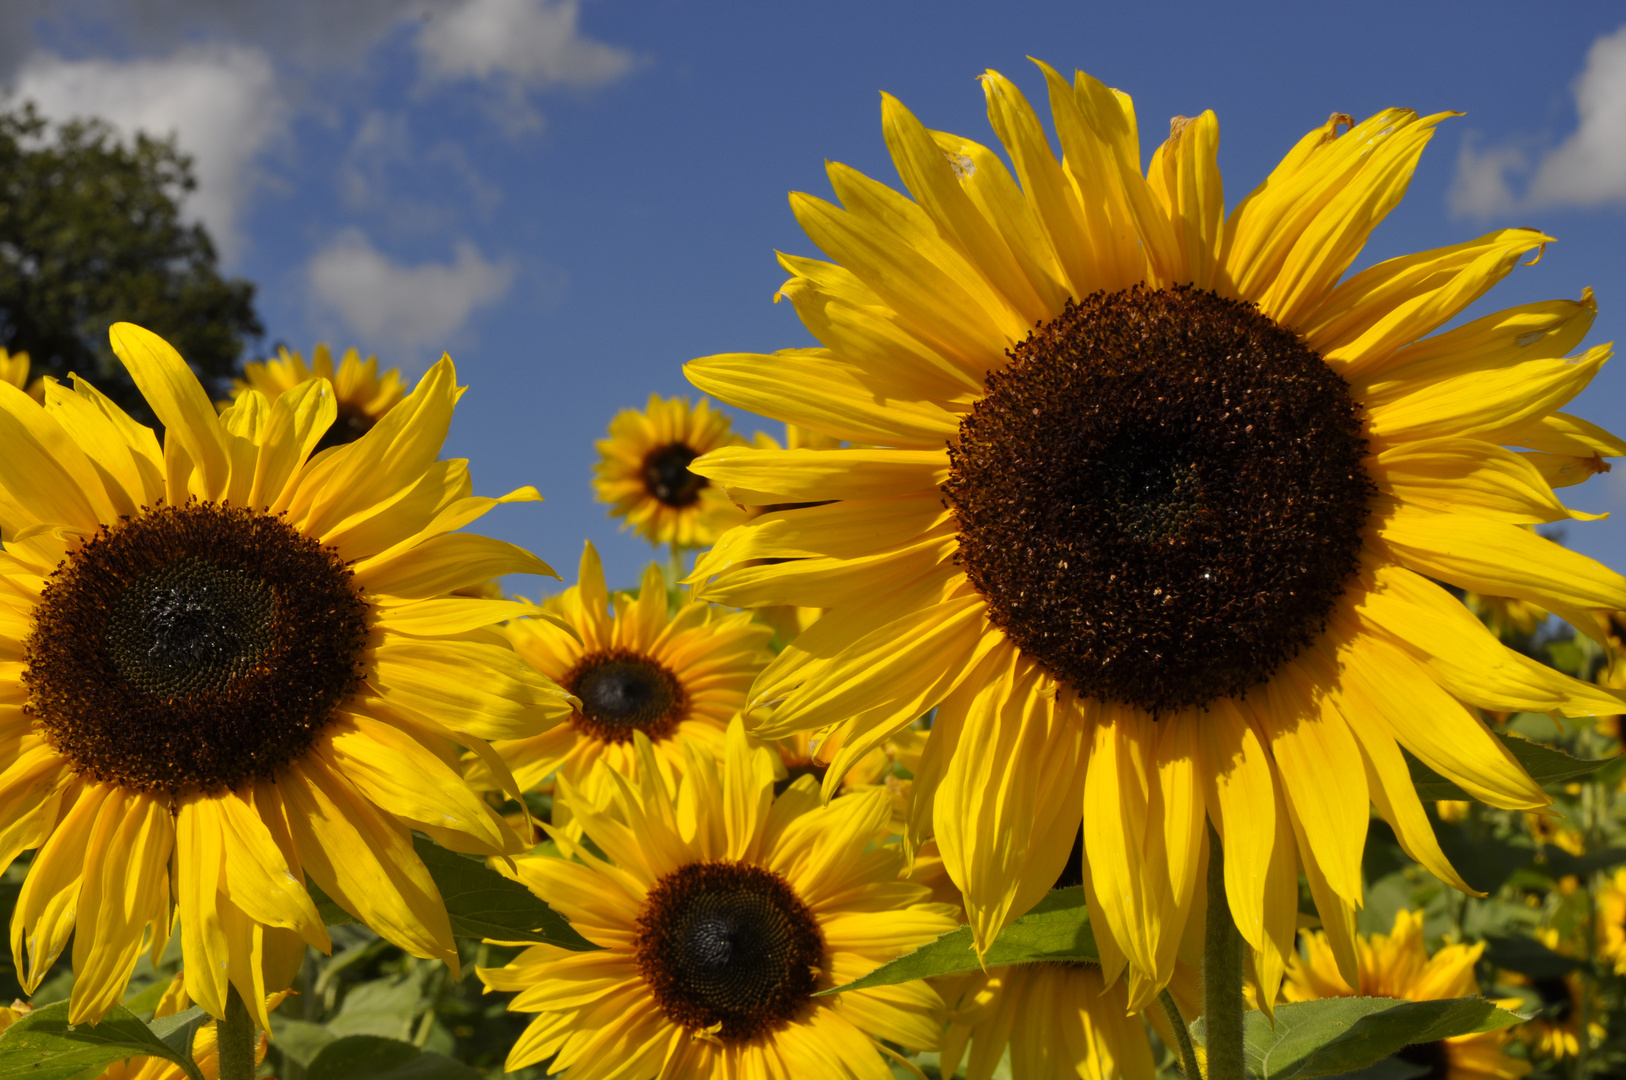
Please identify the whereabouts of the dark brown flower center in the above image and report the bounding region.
[23,502,370,794]
[772,761,827,798]
[1395,1039,1451,1080]
[635,860,823,1042]
[562,648,687,743]
[313,402,377,453]
[1532,976,1575,1022]
[943,286,1372,714]
[642,442,707,508]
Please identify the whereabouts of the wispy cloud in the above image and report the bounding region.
[1451,23,1626,217]
[416,0,632,89]
[12,44,285,263]
[306,229,515,367]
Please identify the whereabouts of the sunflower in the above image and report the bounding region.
[1464,593,1548,640]
[0,324,573,1025]
[1512,969,1592,1061]
[593,393,747,549]
[479,723,959,1078]
[937,965,1156,1080]
[683,62,1626,1008]
[933,834,1162,1080]
[0,349,43,402]
[1284,909,1529,1079]
[230,344,406,451]
[1600,868,1626,975]
[483,540,772,809]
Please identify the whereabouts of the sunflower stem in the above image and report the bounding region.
[218,985,256,1080]
[1160,988,1202,1079]
[1204,822,1245,1080]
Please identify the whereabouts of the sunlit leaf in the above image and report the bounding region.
[818,886,1096,994]
[150,1007,209,1066]
[305,1035,481,1080]
[411,836,597,950]
[1407,734,1609,801]
[0,1001,205,1080]
[1191,996,1524,1080]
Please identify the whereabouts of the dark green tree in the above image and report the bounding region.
[0,101,262,421]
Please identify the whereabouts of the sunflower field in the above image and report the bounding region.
[0,58,1624,1080]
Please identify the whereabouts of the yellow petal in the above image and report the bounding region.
[938,656,1085,957]
[1333,619,1546,809]
[687,350,960,448]
[881,92,1051,325]
[1375,497,1626,613]
[110,322,231,503]
[354,532,554,598]
[1371,437,1589,524]
[1300,229,1551,366]
[69,790,173,1024]
[1353,561,1624,717]
[323,714,518,855]
[1147,110,1224,290]
[1363,344,1609,442]
[1253,651,1367,905]
[280,759,457,969]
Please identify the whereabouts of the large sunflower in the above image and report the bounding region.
[0,324,572,1024]
[1284,909,1529,1079]
[479,724,959,1078]
[485,540,772,807]
[593,393,747,549]
[684,63,1626,1008]
[937,964,1156,1080]
[231,344,406,451]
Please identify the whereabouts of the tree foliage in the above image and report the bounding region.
[0,101,261,420]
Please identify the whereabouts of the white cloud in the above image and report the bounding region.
[1451,23,1626,216]
[416,0,632,88]
[12,44,283,262]
[306,229,515,366]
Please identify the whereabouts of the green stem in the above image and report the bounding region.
[217,985,256,1080]
[1204,823,1246,1080]
[666,542,685,593]
[1160,987,1202,1080]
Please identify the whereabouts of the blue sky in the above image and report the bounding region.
[5,0,1625,591]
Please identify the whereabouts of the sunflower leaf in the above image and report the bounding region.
[0,1001,206,1080]
[1189,996,1524,1080]
[150,1006,210,1065]
[411,835,598,950]
[304,1035,481,1080]
[816,885,1096,994]
[1405,734,1610,801]
[306,878,358,926]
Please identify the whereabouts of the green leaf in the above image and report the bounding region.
[307,879,357,926]
[305,1035,482,1080]
[149,1006,209,1065]
[0,1001,206,1080]
[326,975,422,1040]
[818,886,1096,995]
[411,835,596,950]
[1407,734,1610,800]
[268,1017,337,1069]
[1191,997,1524,1080]
[1480,934,1582,979]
